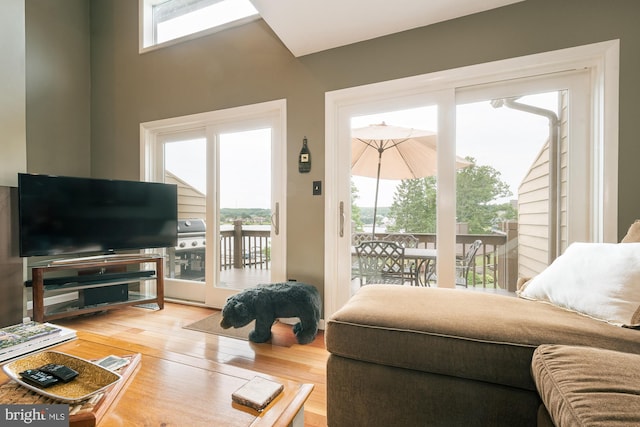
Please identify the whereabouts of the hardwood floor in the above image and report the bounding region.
[54,302,329,427]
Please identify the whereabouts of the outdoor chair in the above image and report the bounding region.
[352,232,373,247]
[381,233,420,282]
[425,239,483,287]
[355,240,413,286]
[380,233,419,248]
[351,232,373,280]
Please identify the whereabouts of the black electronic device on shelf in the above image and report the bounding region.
[24,269,156,288]
[82,284,129,307]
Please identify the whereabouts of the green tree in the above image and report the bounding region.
[387,177,436,233]
[386,157,515,234]
[456,157,513,233]
[351,180,364,231]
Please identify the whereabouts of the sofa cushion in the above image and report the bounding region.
[326,286,640,391]
[532,344,640,427]
[518,242,640,327]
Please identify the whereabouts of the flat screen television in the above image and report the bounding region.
[18,173,178,257]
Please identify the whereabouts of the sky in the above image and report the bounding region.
[164,128,271,209]
[164,92,558,210]
[352,92,558,207]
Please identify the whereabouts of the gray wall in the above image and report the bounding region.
[25,0,91,177]
[24,0,640,296]
[0,186,24,326]
[0,0,26,187]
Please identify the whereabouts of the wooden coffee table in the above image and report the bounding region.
[0,331,313,427]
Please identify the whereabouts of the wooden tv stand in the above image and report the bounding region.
[30,255,164,322]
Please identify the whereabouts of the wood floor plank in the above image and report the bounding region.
[54,302,329,427]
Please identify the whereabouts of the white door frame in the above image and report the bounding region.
[140,99,287,307]
[325,40,619,319]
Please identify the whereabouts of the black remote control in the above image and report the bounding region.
[19,369,59,388]
[38,364,79,382]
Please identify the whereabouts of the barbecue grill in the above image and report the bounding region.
[169,219,206,280]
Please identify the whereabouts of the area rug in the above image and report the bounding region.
[183,311,254,341]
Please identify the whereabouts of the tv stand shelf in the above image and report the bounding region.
[30,255,164,322]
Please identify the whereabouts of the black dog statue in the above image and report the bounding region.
[220,282,321,344]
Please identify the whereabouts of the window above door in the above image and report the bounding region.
[139,0,259,52]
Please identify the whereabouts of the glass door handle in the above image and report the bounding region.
[339,201,345,237]
[271,202,280,236]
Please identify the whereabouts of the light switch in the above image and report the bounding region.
[313,181,322,195]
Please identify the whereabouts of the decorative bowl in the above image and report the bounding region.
[2,351,121,403]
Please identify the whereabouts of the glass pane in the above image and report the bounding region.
[218,128,272,290]
[455,91,561,290]
[350,106,438,294]
[156,0,258,44]
[164,138,207,284]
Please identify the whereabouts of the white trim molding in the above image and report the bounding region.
[324,40,619,318]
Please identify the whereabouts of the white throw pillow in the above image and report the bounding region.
[517,242,640,327]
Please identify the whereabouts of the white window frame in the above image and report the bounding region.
[139,0,259,53]
[324,40,619,319]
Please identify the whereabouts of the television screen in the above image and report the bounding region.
[18,173,178,257]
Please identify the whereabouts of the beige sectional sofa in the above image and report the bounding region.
[325,285,640,426]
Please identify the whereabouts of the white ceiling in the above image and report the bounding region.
[249,0,524,57]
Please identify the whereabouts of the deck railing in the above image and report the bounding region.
[220,220,271,270]
[359,221,518,291]
[220,220,519,291]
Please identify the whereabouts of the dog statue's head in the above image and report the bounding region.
[219,296,253,329]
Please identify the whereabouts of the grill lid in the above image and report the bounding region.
[177,219,206,234]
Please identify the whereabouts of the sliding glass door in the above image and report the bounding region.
[141,100,287,307]
[326,42,616,318]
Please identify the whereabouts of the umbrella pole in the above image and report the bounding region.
[371,148,383,238]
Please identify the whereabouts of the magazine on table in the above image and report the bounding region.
[0,322,60,348]
[0,321,76,363]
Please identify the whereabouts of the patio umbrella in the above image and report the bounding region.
[351,122,470,236]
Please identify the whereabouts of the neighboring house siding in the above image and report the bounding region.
[518,143,550,278]
[517,90,569,279]
[558,91,569,253]
[164,172,205,219]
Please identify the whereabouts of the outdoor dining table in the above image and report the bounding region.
[404,247,437,286]
[351,246,437,286]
